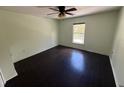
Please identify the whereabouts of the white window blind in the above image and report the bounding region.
[72,23,85,44]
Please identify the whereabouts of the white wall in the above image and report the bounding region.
[111,7,124,86]
[59,11,119,55]
[0,10,59,82]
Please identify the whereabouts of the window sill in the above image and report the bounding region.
[72,42,84,45]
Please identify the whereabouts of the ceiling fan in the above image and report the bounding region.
[48,6,77,17]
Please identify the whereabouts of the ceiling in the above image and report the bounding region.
[0,6,121,19]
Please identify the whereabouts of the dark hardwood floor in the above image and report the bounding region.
[5,45,116,87]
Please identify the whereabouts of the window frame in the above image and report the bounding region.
[72,22,86,45]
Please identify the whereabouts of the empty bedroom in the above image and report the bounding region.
[0,6,124,87]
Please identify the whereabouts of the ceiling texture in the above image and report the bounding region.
[0,6,121,19]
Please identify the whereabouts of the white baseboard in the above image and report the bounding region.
[109,56,119,87]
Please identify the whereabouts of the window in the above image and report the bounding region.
[72,23,85,44]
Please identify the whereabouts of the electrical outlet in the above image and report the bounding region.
[22,49,26,53]
[9,52,12,57]
[111,49,115,55]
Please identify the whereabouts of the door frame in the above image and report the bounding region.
[0,69,5,87]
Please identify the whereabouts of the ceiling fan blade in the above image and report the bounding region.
[66,12,74,15]
[49,8,59,11]
[65,8,77,12]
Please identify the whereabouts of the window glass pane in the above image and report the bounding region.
[73,23,85,44]
[73,24,85,33]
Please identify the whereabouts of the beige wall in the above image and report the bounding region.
[0,10,59,82]
[59,11,118,55]
[111,7,124,86]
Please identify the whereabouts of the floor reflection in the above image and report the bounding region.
[71,51,85,72]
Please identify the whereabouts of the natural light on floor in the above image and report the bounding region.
[71,51,85,72]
